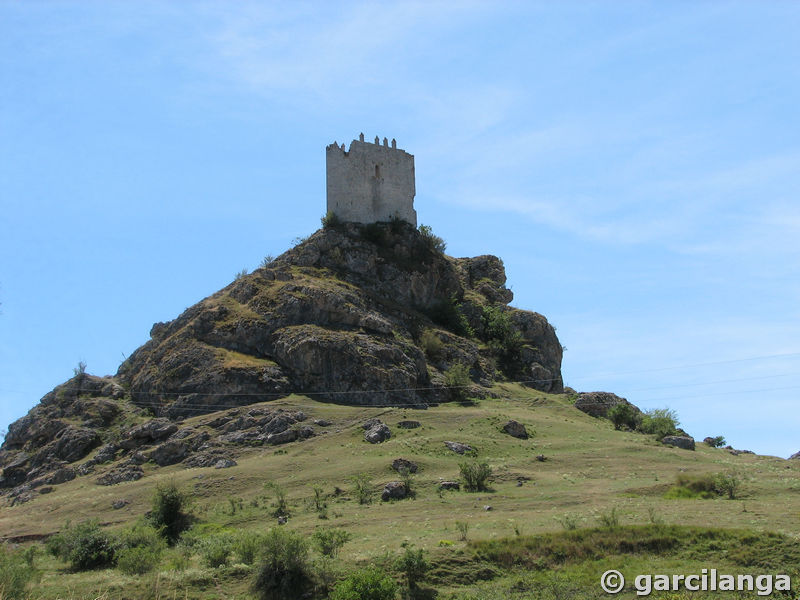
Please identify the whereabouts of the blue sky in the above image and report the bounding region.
[1,1,799,457]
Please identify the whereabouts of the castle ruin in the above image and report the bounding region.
[326,133,417,226]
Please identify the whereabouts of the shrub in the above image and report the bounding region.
[116,546,160,575]
[321,211,342,229]
[455,521,470,541]
[149,481,193,545]
[398,467,415,497]
[444,362,472,402]
[73,360,87,377]
[329,565,397,600]
[310,485,327,514]
[714,471,742,499]
[252,528,312,600]
[116,523,165,574]
[639,408,680,438]
[234,268,249,280]
[664,473,718,499]
[0,544,38,599]
[418,224,446,253]
[260,254,276,268]
[419,328,444,360]
[481,305,523,376]
[395,546,430,594]
[597,507,620,528]
[351,473,374,505]
[312,528,352,558]
[265,481,289,517]
[236,531,266,565]
[459,460,492,492]
[198,534,236,568]
[427,296,472,337]
[558,514,578,530]
[607,402,639,430]
[705,435,726,448]
[46,520,117,571]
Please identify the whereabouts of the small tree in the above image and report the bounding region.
[395,546,430,596]
[459,460,492,492]
[714,471,742,499]
[705,435,726,448]
[351,473,374,505]
[265,481,289,517]
[312,528,352,558]
[149,481,192,545]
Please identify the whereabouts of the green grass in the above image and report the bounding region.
[2,386,799,598]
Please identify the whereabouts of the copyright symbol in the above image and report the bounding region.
[601,570,625,594]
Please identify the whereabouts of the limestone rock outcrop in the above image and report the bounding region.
[0,223,563,497]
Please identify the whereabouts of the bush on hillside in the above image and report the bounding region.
[46,520,117,571]
[705,435,726,448]
[312,528,352,558]
[0,544,39,599]
[321,211,342,229]
[252,528,312,600]
[444,362,472,402]
[329,565,397,600]
[116,523,166,575]
[639,408,680,438]
[395,546,430,595]
[149,481,193,545]
[427,296,473,337]
[459,460,492,492]
[607,402,640,430]
[418,224,446,253]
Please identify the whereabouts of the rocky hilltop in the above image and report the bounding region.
[0,221,563,499]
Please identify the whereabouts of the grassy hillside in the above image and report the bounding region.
[2,386,799,599]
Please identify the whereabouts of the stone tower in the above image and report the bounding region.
[326,133,417,226]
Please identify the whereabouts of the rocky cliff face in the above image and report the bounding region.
[0,222,563,497]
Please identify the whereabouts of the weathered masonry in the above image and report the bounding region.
[326,133,417,226]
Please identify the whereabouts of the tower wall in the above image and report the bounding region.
[326,136,417,226]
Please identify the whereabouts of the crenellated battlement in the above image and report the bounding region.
[326,133,417,225]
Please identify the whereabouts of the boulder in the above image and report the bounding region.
[574,392,633,419]
[661,435,695,451]
[96,465,144,486]
[214,458,237,469]
[184,451,232,468]
[444,441,474,455]
[52,427,101,463]
[147,440,188,466]
[45,467,76,485]
[362,418,383,430]
[501,420,528,439]
[111,499,130,509]
[397,420,421,429]
[313,419,331,427]
[365,424,391,444]
[438,481,460,490]
[789,451,800,460]
[381,481,407,501]
[391,458,418,474]
[266,429,297,445]
[126,419,178,442]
